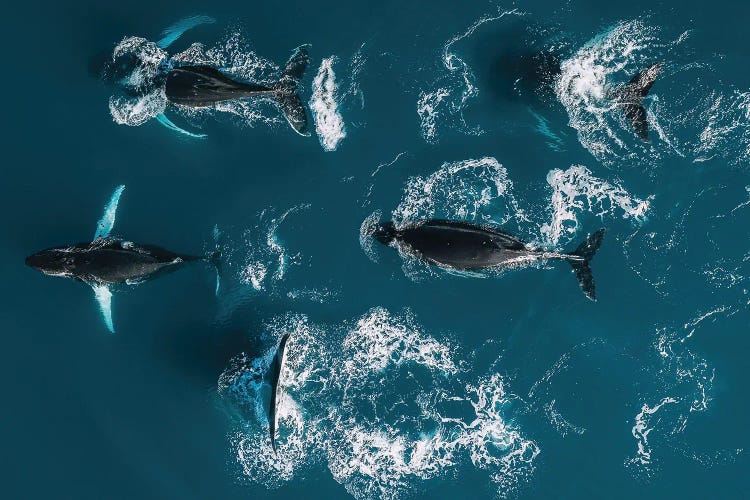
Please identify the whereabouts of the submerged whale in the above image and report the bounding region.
[25,186,219,333]
[266,333,290,454]
[372,219,606,301]
[610,62,665,141]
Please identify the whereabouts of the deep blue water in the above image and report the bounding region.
[3,0,749,498]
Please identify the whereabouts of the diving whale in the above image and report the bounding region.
[610,62,665,141]
[267,333,290,454]
[25,186,220,333]
[372,219,606,301]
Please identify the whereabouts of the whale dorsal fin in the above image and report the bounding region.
[156,114,207,139]
[91,283,115,333]
[94,185,125,241]
[157,15,216,49]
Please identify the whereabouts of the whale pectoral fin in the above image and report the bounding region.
[156,114,207,139]
[268,333,291,455]
[91,283,115,333]
[157,15,216,49]
[94,185,126,240]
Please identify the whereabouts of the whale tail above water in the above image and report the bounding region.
[566,229,606,301]
[273,45,312,136]
[612,62,665,141]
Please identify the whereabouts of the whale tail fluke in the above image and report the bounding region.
[614,62,665,140]
[567,229,606,301]
[274,45,311,136]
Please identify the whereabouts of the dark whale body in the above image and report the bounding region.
[26,239,214,285]
[267,333,291,454]
[25,186,219,333]
[166,66,275,106]
[164,46,311,136]
[373,219,606,301]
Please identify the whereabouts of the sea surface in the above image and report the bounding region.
[2,0,749,498]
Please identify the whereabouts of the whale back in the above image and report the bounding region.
[165,66,273,107]
[397,220,527,270]
[63,240,197,284]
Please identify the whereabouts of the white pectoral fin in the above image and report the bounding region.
[94,185,126,240]
[91,284,115,333]
[157,15,216,49]
[156,114,207,139]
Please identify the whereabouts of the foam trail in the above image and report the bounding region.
[392,157,525,228]
[310,57,346,151]
[94,185,125,240]
[627,397,678,471]
[110,90,167,127]
[220,309,538,498]
[417,8,522,143]
[541,165,650,246]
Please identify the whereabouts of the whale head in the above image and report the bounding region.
[373,222,398,246]
[25,248,76,278]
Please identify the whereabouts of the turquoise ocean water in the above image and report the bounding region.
[2,0,748,498]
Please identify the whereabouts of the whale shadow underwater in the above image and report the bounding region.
[371,219,606,301]
[25,186,220,333]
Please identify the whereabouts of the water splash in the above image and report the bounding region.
[310,57,347,151]
[392,157,526,228]
[541,165,651,246]
[219,308,538,499]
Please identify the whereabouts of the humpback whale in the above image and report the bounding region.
[372,219,606,301]
[164,46,311,136]
[610,62,665,141]
[96,16,311,137]
[267,333,290,454]
[25,186,220,333]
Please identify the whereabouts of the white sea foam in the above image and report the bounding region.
[417,8,521,143]
[108,31,288,132]
[557,19,750,169]
[555,20,661,165]
[544,400,586,437]
[417,87,451,143]
[541,165,651,246]
[310,57,347,151]
[392,157,526,228]
[220,308,538,498]
[625,306,737,480]
[213,205,310,325]
[627,396,678,474]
